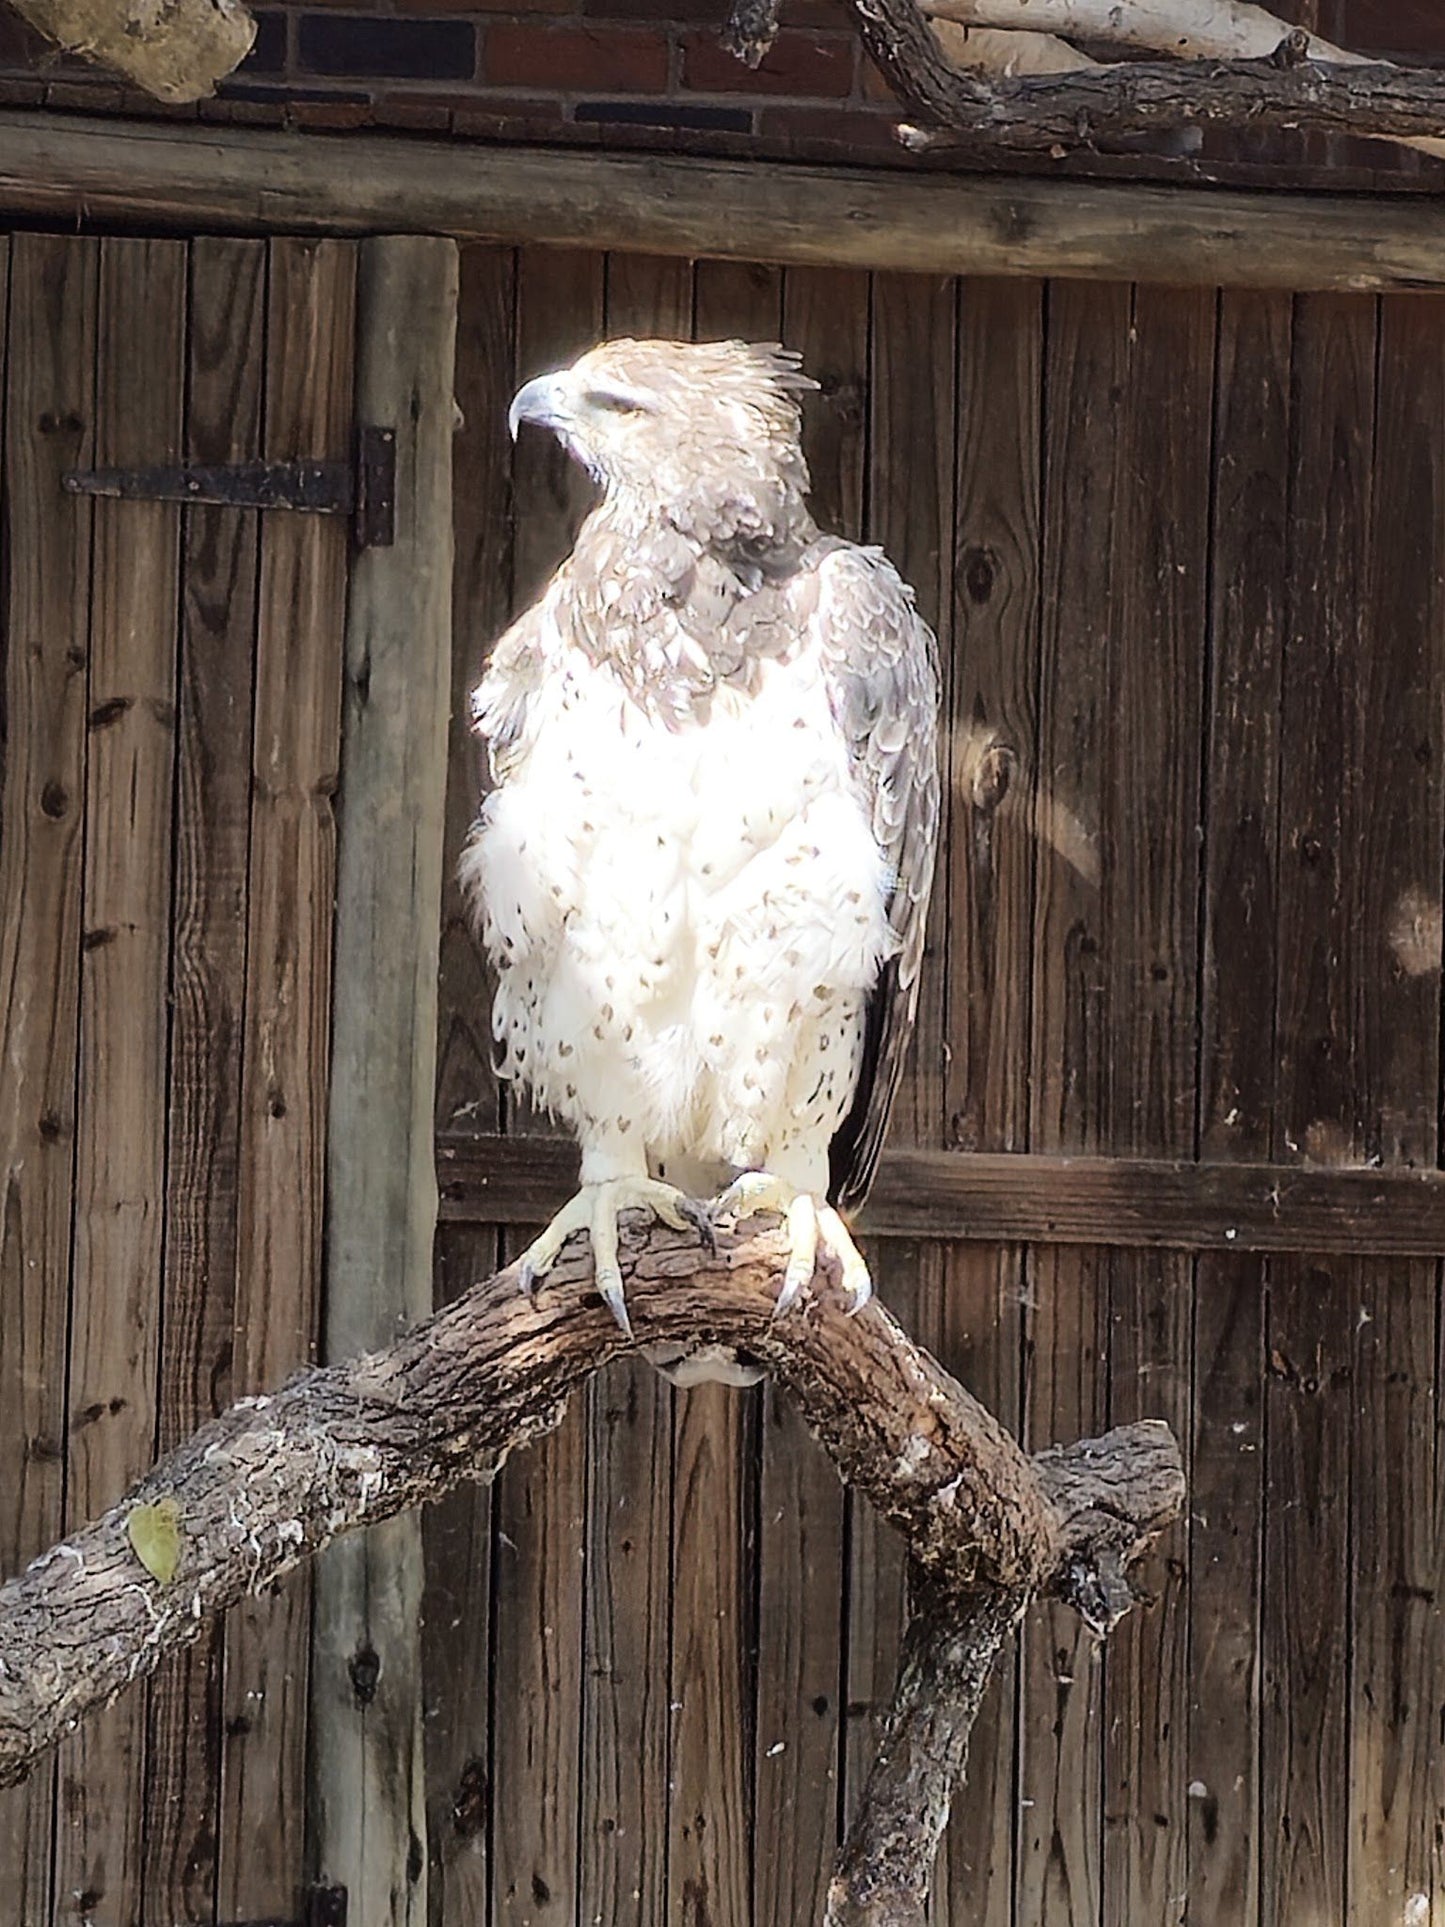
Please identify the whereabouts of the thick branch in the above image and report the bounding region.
[846,0,1445,157]
[0,1212,1181,1795]
[9,0,255,101]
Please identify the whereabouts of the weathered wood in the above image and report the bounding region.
[423,241,515,1927]
[1344,292,1443,1921]
[218,237,354,1927]
[933,270,1041,1927]
[0,230,90,1927]
[1188,284,1290,1927]
[9,112,1445,291]
[311,234,457,1927]
[7,0,252,102]
[843,265,953,1853]
[1100,279,1213,1927]
[0,1217,1183,1792]
[437,1132,1445,1255]
[488,244,601,1927]
[576,249,692,1927]
[55,232,186,1927]
[1018,276,1128,1927]
[142,233,266,1927]
[1261,291,1375,1927]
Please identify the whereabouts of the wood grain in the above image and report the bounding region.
[933,272,1042,1927]
[1100,279,1214,1927]
[576,248,692,1927]
[487,244,601,1927]
[1189,285,1291,1927]
[10,111,1445,291]
[422,241,515,1927]
[1344,291,1443,1922]
[438,1134,1445,1256]
[1018,277,1129,1927]
[0,231,91,1927]
[312,233,457,1927]
[1261,290,1376,1927]
[844,266,955,1843]
[54,235,185,1927]
[218,236,354,1926]
[142,233,265,1927]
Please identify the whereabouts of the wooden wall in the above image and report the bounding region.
[0,230,355,1926]
[432,248,1445,1927]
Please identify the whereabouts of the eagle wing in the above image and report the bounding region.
[810,544,941,1213]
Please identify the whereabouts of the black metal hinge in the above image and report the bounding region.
[63,426,395,550]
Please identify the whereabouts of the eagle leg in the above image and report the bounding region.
[514,1177,708,1337]
[713,1172,873,1316]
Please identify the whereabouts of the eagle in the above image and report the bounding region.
[463,337,939,1372]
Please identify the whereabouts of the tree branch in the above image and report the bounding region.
[0,1209,1183,1918]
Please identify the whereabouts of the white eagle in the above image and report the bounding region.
[463,338,939,1370]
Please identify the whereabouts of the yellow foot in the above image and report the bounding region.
[516,1177,714,1336]
[713,1172,872,1317]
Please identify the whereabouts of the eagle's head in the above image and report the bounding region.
[508,337,818,551]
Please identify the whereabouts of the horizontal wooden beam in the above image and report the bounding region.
[436,1130,1445,1256]
[4,110,1445,290]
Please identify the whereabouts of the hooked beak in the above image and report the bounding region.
[508,372,571,442]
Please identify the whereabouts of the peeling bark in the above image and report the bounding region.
[0,1209,1183,1916]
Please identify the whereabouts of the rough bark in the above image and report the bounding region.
[0,1209,1183,1916]
[9,0,255,102]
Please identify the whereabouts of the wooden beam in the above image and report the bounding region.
[436,1131,1445,1256]
[2,110,1445,290]
[313,235,458,1927]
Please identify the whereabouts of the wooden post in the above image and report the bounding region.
[311,233,458,1927]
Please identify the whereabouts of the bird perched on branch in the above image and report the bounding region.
[463,337,939,1378]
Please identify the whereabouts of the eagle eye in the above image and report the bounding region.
[585,384,653,416]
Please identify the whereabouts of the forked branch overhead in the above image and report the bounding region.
[0,1211,1182,1924]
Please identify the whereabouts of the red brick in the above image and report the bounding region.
[451,90,569,133]
[859,54,897,103]
[286,95,375,125]
[681,27,853,97]
[482,21,668,90]
[755,99,902,155]
[200,95,290,123]
[43,78,126,110]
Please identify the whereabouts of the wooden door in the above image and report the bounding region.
[0,231,356,1927]
[434,250,1445,1927]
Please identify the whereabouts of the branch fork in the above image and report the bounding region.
[0,1206,1182,1924]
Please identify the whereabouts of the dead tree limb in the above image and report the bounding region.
[8,0,256,101]
[0,1211,1182,1919]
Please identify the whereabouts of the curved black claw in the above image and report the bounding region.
[679,1195,718,1257]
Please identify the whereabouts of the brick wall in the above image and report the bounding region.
[0,0,1439,177]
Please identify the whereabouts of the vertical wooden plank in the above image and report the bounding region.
[1100,281,1213,1927]
[748,261,867,1927]
[1190,287,1289,1927]
[576,248,691,1927]
[843,269,955,1839]
[934,273,1043,1927]
[53,235,186,1927]
[1261,290,1375,1927]
[665,255,780,1927]
[312,234,458,1927]
[217,237,355,1926]
[489,245,602,1927]
[0,231,89,1927]
[1345,292,1443,1922]
[1019,278,1130,1927]
[143,235,266,1927]
[424,242,515,1927]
